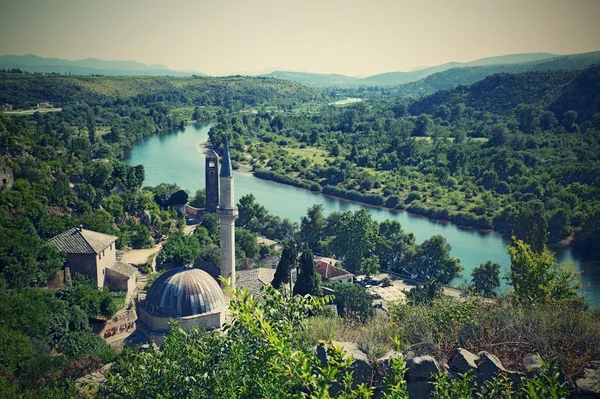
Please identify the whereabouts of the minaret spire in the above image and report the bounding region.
[216,137,238,289]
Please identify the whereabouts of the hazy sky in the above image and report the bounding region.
[1,0,599,76]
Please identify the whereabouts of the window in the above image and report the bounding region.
[209,161,215,167]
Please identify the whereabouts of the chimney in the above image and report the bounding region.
[78,225,83,232]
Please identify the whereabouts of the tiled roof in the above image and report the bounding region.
[236,268,276,297]
[144,267,224,318]
[107,262,138,278]
[315,260,354,281]
[48,227,117,254]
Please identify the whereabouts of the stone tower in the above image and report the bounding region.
[216,138,238,288]
[205,149,219,213]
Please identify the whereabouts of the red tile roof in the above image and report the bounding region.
[315,260,354,281]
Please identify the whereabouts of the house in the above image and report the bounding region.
[315,260,354,285]
[37,101,53,108]
[48,226,138,295]
[0,103,13,111]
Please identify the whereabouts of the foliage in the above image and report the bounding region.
[272,240,297,289]
[156,230,201,267]
[328,209,378,274]
[329,282,374,321]
[404,278,443,305]
[507,238,582,304]
[56,274,123,319]
[471,261,501,297]
[188,188,206,208]
[57,331,114,361]
[293,249,321,296]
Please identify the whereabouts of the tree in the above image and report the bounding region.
[511,201,548,253]
[330,283,374,320]
[414,114,432,136]
[406,235,462,284]
[293,249,320,296]
[188,188,206,208]
[328,210,378,274]
[237,194,267,230]
[271,241,296,289]
[507,237,582,304]
[360,255,380,277]
[471,261,500,296]
[156,231,201,267]
[192,107,202,121]
[300,204,325,251]
[405,278,443,305]
[562,110,578,132]
[514,104,542,134]
[235,228,259,262]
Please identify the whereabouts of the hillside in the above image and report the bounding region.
[409,65,600,118]
[259,52,562,87]
[0,74,322,108]
[0,54,204,76]
[399,51,600,96]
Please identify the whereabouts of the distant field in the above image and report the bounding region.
[4,108,62,115]
[286,147,329,164]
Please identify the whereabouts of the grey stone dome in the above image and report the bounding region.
[144,267,224,318]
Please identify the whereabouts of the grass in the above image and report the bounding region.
[286,146,329,165]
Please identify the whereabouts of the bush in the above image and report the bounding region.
[57,331,115,361]
[329,283,374,321]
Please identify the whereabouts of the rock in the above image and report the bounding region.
[407,380,433,399]
[0,165,14,192]
[522,353,543,377]
[576,364,600,397]
[450,348,478,374]
[141,210,152,228]
[332,341,373,384]
[477,351,523,387]
[407,355,441,382]
[376,350,403,379]
[316,343,327,366]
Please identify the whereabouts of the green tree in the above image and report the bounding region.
[188,188,206,208]
[300,204,325,251]
[293,249,320,296]
[330,282,374,320]
[471,261,501,296]
[507,237,582,304]
[235,228,259,262]
[405,278,443,305]
[156,231,201,267]
[511,201,548,254]
[328,209,378,274]
[271,241,296,289]
[406,235,462,284]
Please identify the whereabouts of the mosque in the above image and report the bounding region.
[137,138,238,343]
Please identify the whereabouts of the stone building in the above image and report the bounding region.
[48,226,137,294]
[315,260,354,284]
[138,267,226,344]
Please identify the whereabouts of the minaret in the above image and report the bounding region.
[216,138,238,289]
[205,149,219,213]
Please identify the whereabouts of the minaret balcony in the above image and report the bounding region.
[217,207,239,219]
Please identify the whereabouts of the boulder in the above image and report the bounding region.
[450,348,478,374]
[407,355,441,382]
[477,351,523,387]
[576,363,600,398]
[141,210,153,228]
[407,380,433,399]
[332,341,373,384]
[522,353,543,377]
[376,350,403,378]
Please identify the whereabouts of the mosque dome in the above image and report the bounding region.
[144,267,225,318]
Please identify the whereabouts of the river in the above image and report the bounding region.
[124,123,600,307]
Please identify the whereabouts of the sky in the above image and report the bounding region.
[1,0,599,77]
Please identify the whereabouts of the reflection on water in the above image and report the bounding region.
[124,123,600,307]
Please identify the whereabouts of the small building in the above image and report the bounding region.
[0,103,13,111]
[315,260,354,285]
[138,267,226,344]
[48,226,137,294]
[37,101,53,108]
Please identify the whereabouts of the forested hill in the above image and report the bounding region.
[409,65,600,119]
[0,74,322,109]
[398,51,600,96]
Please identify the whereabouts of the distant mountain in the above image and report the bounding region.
[398,51,600,96]
[260,53,562,87]
[260,71,360,87]
[408,64,600,120]
[0,54,205,76]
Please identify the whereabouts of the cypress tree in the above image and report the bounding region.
[293,249,320,296]
[272,242,296,289]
